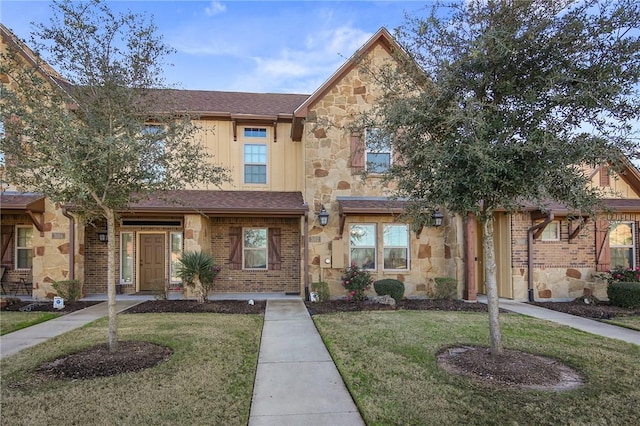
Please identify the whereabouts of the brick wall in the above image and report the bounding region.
[510,212,640,300]
[210,217,301,294]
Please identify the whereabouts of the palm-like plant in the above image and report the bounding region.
[176,251,220,303]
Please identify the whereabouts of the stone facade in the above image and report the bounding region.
[303,42,461,299]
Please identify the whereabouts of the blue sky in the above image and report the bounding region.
[0,0,430,94]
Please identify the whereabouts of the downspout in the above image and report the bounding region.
[527,213,554,302]
[304,210,310,301]
[62,207,75,280]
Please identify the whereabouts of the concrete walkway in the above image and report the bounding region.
[0,300,141,359]
[249,299,365,426]
[494,298,640,346]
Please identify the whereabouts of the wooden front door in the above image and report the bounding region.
[140,234,165,291]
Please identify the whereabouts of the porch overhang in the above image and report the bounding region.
[123,190,308,218]
[0,192,46,234]
[336,196,407,237]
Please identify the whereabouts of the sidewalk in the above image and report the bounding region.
[480,297,640,346]
[0,300,141,359]
[249,299,365,426]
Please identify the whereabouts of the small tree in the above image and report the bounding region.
[367,0,640,355]
[0,0,229,350]
[176,251,220,304]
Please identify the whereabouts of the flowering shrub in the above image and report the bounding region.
[341,263,373,302]
[597,267,640,285]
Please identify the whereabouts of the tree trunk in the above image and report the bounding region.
[106,209,118,351]
[195,276,205,304]
[481,212,503,356]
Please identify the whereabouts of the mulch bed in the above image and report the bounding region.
[530,300,640,319]
[123,299,266,314]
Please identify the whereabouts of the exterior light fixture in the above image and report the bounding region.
[97,231,108,242]
[318,206,329,226]
[431,209,444,227]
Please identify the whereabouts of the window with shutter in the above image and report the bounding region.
[268,228,281,270]
[350,132,365,174]
[229,227,242,270]
[595,219,610,272]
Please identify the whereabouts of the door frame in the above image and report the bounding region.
[136,232,167,292]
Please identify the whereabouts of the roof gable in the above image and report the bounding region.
[291,28,402,134]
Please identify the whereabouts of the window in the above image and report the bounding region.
[540,221,560,241]
[170,232,183,283]
[609,222,635,269]
[365,128,391,173]
[141,125,166,181]
[349,224,376,269]
[15,226,33,269]
[120,232,133,284]
[243,228,267,269]
[244,144,267,184]
[383,224,409,269]
[244,128,267,138]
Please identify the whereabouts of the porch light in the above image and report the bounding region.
[97,231,108,242]
[318,206,329,227]
[431,209,444,227]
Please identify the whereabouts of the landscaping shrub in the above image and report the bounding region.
[374,279,405,301]
[598,267,640,285]
[177,251,221,303]
[433,277,457,300]
[52,279,82,302]
[341,263,373,302]
[311,281,330,302]
[607,282,640,308]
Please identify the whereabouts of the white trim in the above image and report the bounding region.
[14,225,33,270]
[382,224,410,270]
[169,232,183,283]
[348,223,377,270]
[120,232,134,284]
[242,227,268,270]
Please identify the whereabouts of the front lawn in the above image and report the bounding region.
[604,316,640,331]
[0,311,61,335]
[0,313,262,425]
[314,310,640,425]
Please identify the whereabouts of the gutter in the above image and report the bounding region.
[303,209,310,301]
[527,213,554,302]
[62,207,75,280]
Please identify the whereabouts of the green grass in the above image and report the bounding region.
[1,313,263,425]
[603,315,640,331]
[314,311,640,426]
[0,311,61,335]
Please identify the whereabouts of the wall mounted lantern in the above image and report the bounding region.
[431,209,444,227]
[318,206,329,226]
[97,231,108,242]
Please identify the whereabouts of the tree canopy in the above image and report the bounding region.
[366,0,640,354]
[0,0,230,349]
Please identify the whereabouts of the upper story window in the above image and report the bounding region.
[610,222,635,269]
[383,224,409,270]
[15,226,33,269]
[141,125,165,181]
[539,220,561,241]
[365,128,392,173]
[349,224,376,270]
[244,144,267,184]
[243,228,267,269]
[244,128,267,138]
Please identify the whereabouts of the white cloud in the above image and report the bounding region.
[204,1,226,17]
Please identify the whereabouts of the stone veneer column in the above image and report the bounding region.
[182,214,211,298]
[33,200,79,299]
